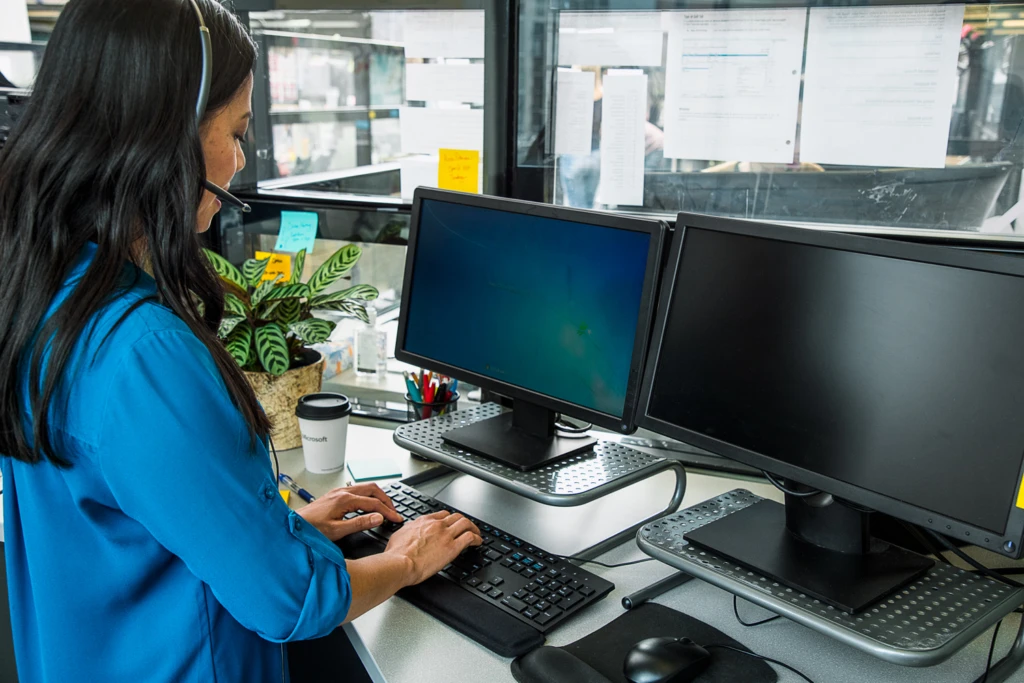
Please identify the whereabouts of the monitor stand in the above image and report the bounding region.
[441,400,597,471]
[684,487,934,614]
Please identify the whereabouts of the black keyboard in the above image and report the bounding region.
[344,481,615,633]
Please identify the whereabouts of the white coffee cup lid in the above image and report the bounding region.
[296,393,351,420]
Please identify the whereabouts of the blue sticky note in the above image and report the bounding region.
[274,211,318,253]
[347,457,403,482]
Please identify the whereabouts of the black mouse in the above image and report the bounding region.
[623,636,711,683]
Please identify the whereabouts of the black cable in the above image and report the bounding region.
[552,553,655,569]
[268,436,280,483]
[968,567,1024,576]
[554,415,592,435]
[705,644,814,683]
[733,595,781,626]
[763,471,821,498]
[982,619,1004,683]
[899,520,953,566]
[925,530,1024,589]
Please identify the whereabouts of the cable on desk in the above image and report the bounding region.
[704,644,814,683]
[982,619,1004,683]
[762,471,821,498]
[733,595,781,627]
[552,553,655,569]
[554,415,593,438]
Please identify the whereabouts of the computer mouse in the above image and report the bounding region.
[623,636,711,683]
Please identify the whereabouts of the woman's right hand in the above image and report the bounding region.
[384,511,483,586]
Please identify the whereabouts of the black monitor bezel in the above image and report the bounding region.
[637,212,1024,558]
[396,188,665,434]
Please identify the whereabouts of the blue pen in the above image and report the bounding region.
[449,379,458,397]
[278,473,316,503]
[403,370,423,403]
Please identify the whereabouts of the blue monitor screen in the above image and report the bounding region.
[403,198,652,418]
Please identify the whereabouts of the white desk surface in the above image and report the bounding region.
[276,422,1024,683]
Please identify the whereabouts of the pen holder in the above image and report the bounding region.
[406,392,460,422]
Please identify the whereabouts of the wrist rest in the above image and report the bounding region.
[338,532,545,658]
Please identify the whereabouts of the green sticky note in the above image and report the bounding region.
[274,211,318,253]
[347,457,403,482]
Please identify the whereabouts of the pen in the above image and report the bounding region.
[278,473,316,504]
[403,371,423,402]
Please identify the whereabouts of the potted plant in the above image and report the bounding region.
[204,245,378,449]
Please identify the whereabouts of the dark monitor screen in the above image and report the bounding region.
[643,220,1024,539]
[399,191,661,429]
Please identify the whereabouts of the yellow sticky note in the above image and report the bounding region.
[438,149,480,194]
[255,252,293,283]
[1016,476,1024,509]
[279,489,290,505]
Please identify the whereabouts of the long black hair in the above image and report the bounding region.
[0,0,270,466]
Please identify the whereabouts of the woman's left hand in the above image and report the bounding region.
[296,483,404,542]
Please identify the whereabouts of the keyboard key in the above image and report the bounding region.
[534,611,555,626]
[547,595,562,605]
[485,550,503,561]
[512,539,523,547]
[557,586,573,598]
[533,563,545,572]
[524,582,539,593]
[501,597,528,613]
[561,592,584,609]
[523,570,537,579]
[498,544,514,555]
[466,577,482,588]
[535,600,551,612]
[476,583,492,593]
[511,553,523,562]
[535,576,549,586]
[523,608,539,620]
[544,605,564,618]
[490,576,504,587]
[488,588,503,599]
[536,588,551,598]
[513,589,527,600]
[523,557,536,566]
[546,570,560,579]
[511,563,526,574]
[481,538,494,547]
[523,594,539,606]
[481,525,492,533]
[569,579,584,590]
[525,546,537,554]
[578,585,596,597]
[546,555,559,564]
[500,558,515,568]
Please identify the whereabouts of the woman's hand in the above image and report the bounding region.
[384,511,483,586]
[296,483,404,542]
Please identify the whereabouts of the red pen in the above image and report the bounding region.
[425,379,436,404]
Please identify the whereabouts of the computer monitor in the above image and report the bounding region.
[638,213,1024,613]
[396,188,664,470]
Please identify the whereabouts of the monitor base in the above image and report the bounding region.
[442,411,596,471]
[685,499,933,613]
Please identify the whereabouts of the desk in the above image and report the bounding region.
[284,423,1024,683]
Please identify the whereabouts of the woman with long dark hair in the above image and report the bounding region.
[0,1,481,680]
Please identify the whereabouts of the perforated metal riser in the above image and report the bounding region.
[638,490,1024,666]
[394,404,675,505]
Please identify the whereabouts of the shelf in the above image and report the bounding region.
[268,106,400,124]
[637,489,1024,668]
[393,403,686,508]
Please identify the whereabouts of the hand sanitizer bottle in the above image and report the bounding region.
[356,306,387,376]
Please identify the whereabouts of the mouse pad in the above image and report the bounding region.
[511,603,776,683]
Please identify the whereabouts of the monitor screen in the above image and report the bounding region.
[644,224,1024,535]
[402,196,654,421]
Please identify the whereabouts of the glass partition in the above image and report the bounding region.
[517,2,1024,240]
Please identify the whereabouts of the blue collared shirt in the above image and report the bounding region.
[2,244,351,682]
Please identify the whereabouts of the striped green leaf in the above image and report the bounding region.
[270,298,302,325]
[203,249,245,290]
[289,319,336,345]
[255,324,290,376]
[218,315,246,339]
[263,283,310,302]
[242,256,271,288]
[291,249,307,285]
[309,284,379,307]
[225,321,253,367]
[224,293,250,317]
[250,274,284,307]
[308,244,361,296]
[318,299,370,324]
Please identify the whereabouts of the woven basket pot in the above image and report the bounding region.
[245,349,324,450]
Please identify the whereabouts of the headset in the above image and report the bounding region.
[189,0,251,213]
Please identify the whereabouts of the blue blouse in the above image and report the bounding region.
[2,243,352,682]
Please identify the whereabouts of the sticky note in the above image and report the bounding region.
[1017,476,1024,509]
[438,149,480,194]
[279,489,290,504]
[255,252,292,283]
[347,457,403,482]
[274,211,318,253]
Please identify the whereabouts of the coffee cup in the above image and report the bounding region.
[295,393,352,474]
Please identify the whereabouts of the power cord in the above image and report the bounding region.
[925,530,1024,589]
[762,471,822,498]
[982,619,1004,683]
[704,644,814,683]
[554,415,593,439]
[733,595,781,627]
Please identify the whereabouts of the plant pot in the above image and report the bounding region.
[245,349,325,451]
